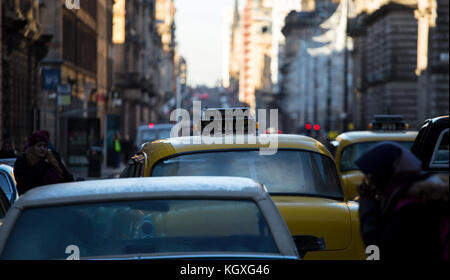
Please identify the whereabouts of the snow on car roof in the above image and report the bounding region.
[14,177,266,208]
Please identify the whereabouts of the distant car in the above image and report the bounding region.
[0,177,300,260]
[0,165,18,206]
[135,123,174,148]
[330,115,417,200]
[411,115,449,173]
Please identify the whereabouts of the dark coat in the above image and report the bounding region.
[14,151,75,195]
[359,174,449,260]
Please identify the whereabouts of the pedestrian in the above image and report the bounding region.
[14,131,75,195]
[112,132,122,168]
[23,130,56,152]
[355,141,448,260]
[121,134,134,164]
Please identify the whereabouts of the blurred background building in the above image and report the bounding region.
[0,0,182,168]
[0,0,448,158]
[1,0,52,153]
[225,0,448,138]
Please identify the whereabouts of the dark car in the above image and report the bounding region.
[411,115,449,173]
[0,177,300,260]
[0,164,18,206]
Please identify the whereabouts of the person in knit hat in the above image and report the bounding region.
[355,141,448,260]
[14,131,74,194]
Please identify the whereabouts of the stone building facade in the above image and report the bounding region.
[350,1,425,130]
[415,0,449,121]
[1,0,52,152]
[279,0,350,138]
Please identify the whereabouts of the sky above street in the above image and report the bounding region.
[175,0,244,87]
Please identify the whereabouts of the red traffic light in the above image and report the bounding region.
[305,123,312,130]
[148,123,155,128]
[314,124,320,131]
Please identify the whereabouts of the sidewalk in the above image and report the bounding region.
[70,162,127,181]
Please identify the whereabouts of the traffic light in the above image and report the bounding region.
[314,124,320,131]
[305,123,312,131]
[305,123,312,136]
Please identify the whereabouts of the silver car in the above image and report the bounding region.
[0,177,300,260]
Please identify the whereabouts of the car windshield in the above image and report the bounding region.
[141,129,172,144]
[142,130,157,142]
[340,141,414,172]
[152,150,343,199]
[0,199,278,260]
[158,129,172,139]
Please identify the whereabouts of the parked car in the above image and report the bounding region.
[411,115,449,173]
[0,177,300,260]
[330,115,417,200]
[0,165,18,205]
[122,108,366,260]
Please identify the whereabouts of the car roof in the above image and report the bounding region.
[138,124,174,130]
[141,134,332,157]
[13,177,267,208]
[429,115,449,124]
[0,164,13,173]
[335,131,417,143]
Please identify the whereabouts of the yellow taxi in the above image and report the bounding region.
[121,109,366,260]
[330,115,418,201]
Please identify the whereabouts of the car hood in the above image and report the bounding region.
[271,196,353,251]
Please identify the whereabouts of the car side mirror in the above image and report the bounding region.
[293,235,326,259]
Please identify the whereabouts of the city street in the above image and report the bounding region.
[0,0,448,265]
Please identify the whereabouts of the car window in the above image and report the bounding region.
[141,130,157,143]
[0,199,278,260]
[340,141,414,172]
[430,129,449,167]
[158,129,171,139]
[152,150,343,198]
[0,172,12,202]
[0,189,9,219]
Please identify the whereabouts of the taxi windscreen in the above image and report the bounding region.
[340,141,414,172]
[152,150,343,198]
[1,199,278,260]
